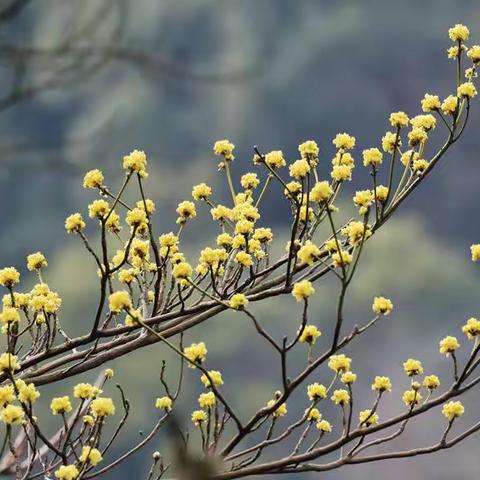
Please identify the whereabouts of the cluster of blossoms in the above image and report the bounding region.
[0,23,479,480]
[0,366,116,480]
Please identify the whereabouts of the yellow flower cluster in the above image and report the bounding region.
[184,342,208,365]
[0,267,20,287]
[328,354,352,373]
[442,401,465,421]
[299,325,321,344]
[307,383,327,400]
[292,280,315,301]
[123,149,148,176]
[229,293,249,310]
[372,296,393,315]
[155,396,173,411]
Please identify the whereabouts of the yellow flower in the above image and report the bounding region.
[192,410,207,426]
[331,389,350,405]
[403,358,423,376]
[253,228,273,244]
[172,262,193,280]
[0,353,20,372]
[328,354,352,373]
[155,396,173,411]
[51,396,72,415]
[389,111,409,128]
[18,383,40,404]
[159,232,179,249]
[470,244,480,262]
[331,164,353,182]
[2,292,29,309]
[410,159,428,176]
[235,219,254,235]
[123,149,147,174]
[285,181,302,198]
[442,401,465,421]
[265,150,286,169]
[89,199,110,220]
[374,185,389,202]
[439,336,460,355]
[332,250,352,268]
[0,307,20,326]
[462,317,480,339]
[359,409,379,425]
[423,375,440,390]
[421,93,441,112]
[0,404,24,425]
[176,201,196,221]
[408,127,428,146]
[299,205,314,223]
[402,389,422,407]
[211,205,232,223]
[400,150,419,167]
[332,151,354,167]
[299,325,321,344]
[298,140,319,159]
[192,183,212,200]
[90,397,115,417]
[27,252,48,271]
[0,385,15,407]
[307,383,327,401]
[55,465,79,480]
[184,342,208,365]
[266,399,287,417]
[289,159,311,179]
[73,383,101,400]
[105,211,121,233]
[316,419,332,432]
[372,296,393,315]
[65,213,86,233]
[0,267,20,287]
[126,208,148,228]
[124,309,142,327]
[298,241,321,265]
[83,415,95,426]
[292,280,315,302]
[457,82,477,98]
[341,371,357,384]
[353,190,374,208]
[229,293,249,310]
[306,408,321,422]
[310,181,333,202]
[235,251,253,268]
[362,148,383,167]
[241,172,260,189]
[371,376,392,392]
[213,140,235,159]
[333,133,356,150]
[198,391,216,409]
[342,221,371,246]
[108,291,132,313]
[442,95,458,115]
[410,114,436,131]
[382,131,401,153]
[448,24,470,42]
[136,198,156,214]
[83,169,104,189]
[118,268,137,285]
[201,370,224,388]
[467,45,480,62]
[448,45,461,59]
[79,446,103,466]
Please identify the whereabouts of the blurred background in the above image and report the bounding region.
[1,0,480,479]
